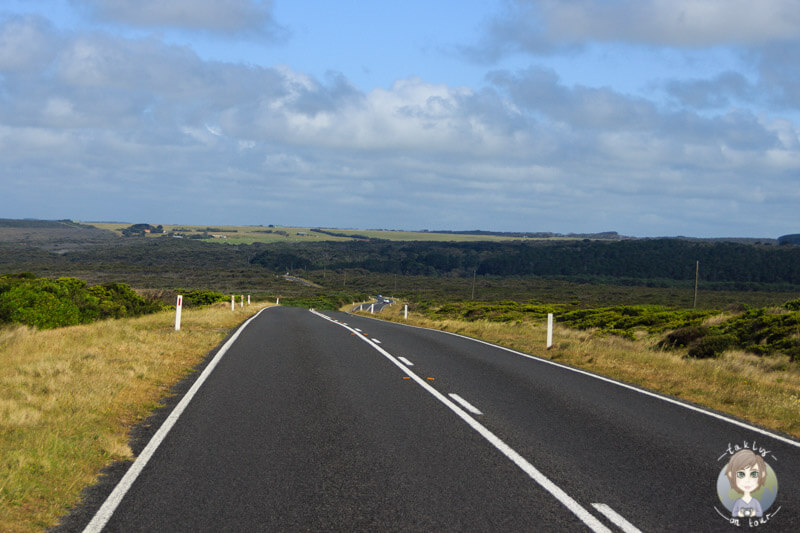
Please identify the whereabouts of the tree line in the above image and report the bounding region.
[250,239,800,285]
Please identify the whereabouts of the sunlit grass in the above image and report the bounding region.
[0,303,267,532]
[86,222,549,243]
[357,302,800,440]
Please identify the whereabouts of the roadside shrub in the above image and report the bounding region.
[179,289,228,307]
[0,275,163,329]
[687,334,735,358]
[88,283,162,318]
[658,326,709,349]
[784,298,800,311]
[784,345,800,362]
[0,285,82,329]
[559,305,714,335]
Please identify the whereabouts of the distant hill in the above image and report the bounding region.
[1,219,798,292]
[0,219,89,229]
[0,219,117,253]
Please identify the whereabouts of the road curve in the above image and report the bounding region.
[71,306,799,532]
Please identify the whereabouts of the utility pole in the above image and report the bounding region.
[693,261,699,308]
[471,269,477,300]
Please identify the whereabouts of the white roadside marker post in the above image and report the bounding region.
[547,313,554,349]
[240,295,244,308]
[404,304,408,319]
[276,297,280,305]
[370,303,374,314]
[174,295,183,331]
[247,295,250,305]
[231,295,235,311]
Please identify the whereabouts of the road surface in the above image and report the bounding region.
[69,306,799,532]
[352,296,394,313]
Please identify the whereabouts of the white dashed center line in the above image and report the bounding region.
[591,503,642,533]
[310,310,613,533]
[448,393,483,415]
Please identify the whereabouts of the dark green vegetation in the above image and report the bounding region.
[178,289,229,307]
[0,277,237,330]
[778,234,800,245]
[121,223,164,236]
[0,273,162,329]
[0,218,116,252]
[251,238,800,286]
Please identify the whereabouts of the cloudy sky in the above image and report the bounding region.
[1,0,799,237]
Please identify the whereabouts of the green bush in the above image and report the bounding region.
[88,283,161,318]
[715,308,800,356]
[0,275,163,329]
[558,306,714,335]
[0,285,82,329]
[784,298,800,311]
[687,334,734,358]
[658,326,709,349]
[179,289,228,307]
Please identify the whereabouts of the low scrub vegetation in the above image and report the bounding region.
[0,273,162,329]
[177,289,229,307]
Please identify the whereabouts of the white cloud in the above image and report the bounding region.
[476,0,800,57]
[1,12,799,236]
[0,15,58,71]
[538,0,800,47]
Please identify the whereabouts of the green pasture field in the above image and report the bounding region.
[85,222,544,244]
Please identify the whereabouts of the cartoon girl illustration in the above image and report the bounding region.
[725,449,767,518]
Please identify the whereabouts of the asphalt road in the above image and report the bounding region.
[352,297,394,313]
[74,306,799,532]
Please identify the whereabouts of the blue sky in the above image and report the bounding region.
[1,0,799,237]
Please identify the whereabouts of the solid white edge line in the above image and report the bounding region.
[346,312,800,449]
[373,339,382,344]
[82,307,273,533]
[397,356,414,366]
[591,503,642,533]
[311,310,612,533]
[448,393,483,415]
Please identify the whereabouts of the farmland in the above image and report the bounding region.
[86,222,556,244]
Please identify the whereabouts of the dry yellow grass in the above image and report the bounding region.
[0,303,267,533]
[356,302,800,440]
